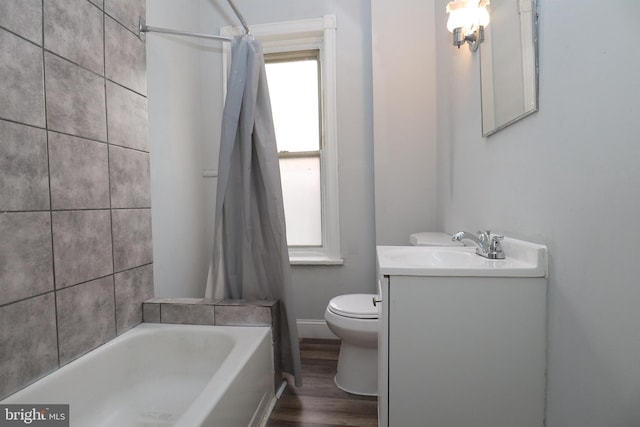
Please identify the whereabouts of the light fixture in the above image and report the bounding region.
[446,0,490,52]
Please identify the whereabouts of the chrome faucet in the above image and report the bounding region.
[451,230,505,259]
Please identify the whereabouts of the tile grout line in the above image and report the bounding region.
[103,7,119,337]
[0,116,149,152]
[40,0,61,369]
[0,206,152,214]
[0,262,152,309]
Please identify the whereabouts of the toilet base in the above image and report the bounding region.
[334,341,378,396]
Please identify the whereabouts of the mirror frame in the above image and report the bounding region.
[479,0,539,137]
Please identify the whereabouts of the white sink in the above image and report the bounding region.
[383,247,479,266]
[377,237,547,277]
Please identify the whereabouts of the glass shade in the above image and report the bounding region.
[478,1,490,27]
[446,0,490,33]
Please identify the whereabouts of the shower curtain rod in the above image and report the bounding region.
[225,0,250,33]
[139,19,233,42]
[138,0,250,42]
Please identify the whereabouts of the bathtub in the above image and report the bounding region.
[2,323,275,427]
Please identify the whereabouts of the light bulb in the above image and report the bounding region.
[446,0,490,33]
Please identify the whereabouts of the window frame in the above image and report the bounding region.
[221,16,342,265]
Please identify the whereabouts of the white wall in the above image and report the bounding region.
[434,1,640,425]
[147,0,376,319]
[371,0,439,245]
[147,0,210,297]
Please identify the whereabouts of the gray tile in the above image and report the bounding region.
[142,302,160,323]
[88,0,103,10]
[270,301,281,342]
[49,132,109,210]
[151,297,217,304]
[215,304,272,327]
[0,293,58,400]
[161,304,215,325]
[105,0,145,34]
[109,145,150,208]
[44,0,104,75]
[143,297,177,304]
[0,30,45,127]
[112,209,152,272]
[52,210,113,288]
[115,264,154,334]
[272,337,282,392]
[105,16,146,95]
[45,52,107,141]
[106,81,148,151]
[0,120,49,211]
[215,299,278,307]
[56,276,116,365]
[0,0,42,45]
[0,212,54,306]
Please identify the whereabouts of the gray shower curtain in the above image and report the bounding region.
[205,35,302,386]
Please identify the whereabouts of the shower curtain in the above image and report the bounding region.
[205,35,302,386]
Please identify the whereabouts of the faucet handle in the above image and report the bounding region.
[477,230,491,243]
[489,234,505,258]
[490,234,504,247]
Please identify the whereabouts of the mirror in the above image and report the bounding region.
[480,0,538,136]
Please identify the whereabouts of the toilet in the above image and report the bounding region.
[325,293,379,395]
[324,232,463,396]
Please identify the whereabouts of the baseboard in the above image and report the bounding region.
[296,319,338,339]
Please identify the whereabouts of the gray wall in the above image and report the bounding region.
[148,0,376,320]
[433,0,640,425]
[0,0,152,399]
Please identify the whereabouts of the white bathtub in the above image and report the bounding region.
[2,323,275,427]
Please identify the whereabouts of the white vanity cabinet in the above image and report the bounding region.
[376,243,547,427]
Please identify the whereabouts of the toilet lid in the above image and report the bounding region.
[328,294,378,319]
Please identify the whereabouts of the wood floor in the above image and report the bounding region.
[266,339,378,427]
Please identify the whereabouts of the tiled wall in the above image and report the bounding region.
[0,0,151,399]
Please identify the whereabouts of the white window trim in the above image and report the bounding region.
[221,16,342,265]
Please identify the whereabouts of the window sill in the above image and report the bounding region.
[290,256,344,266]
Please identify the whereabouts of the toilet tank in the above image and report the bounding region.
[409,232,465,247]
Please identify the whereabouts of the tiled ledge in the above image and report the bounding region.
[142,298,216,326]
[143,298,279,335]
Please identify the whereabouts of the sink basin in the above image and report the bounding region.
[383,247,479,267]
[377,237,547,277]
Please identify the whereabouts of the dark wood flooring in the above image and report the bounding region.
[266,339,378,427]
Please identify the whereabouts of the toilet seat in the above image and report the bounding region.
[328,294,378,319]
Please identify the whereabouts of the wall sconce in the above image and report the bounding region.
[446,0,490,52]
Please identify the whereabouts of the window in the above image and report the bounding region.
[265,52,322,247]
[222,16,341,264]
